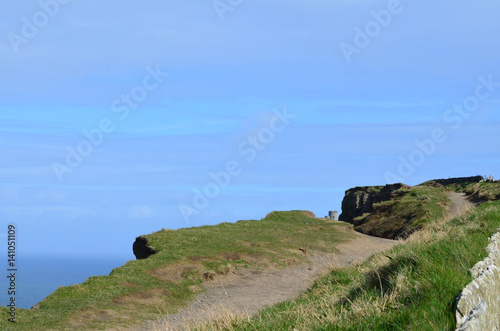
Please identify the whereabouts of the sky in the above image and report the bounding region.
[0,0,499,259]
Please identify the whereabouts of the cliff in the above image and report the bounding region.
[339,183,410,223]
[339,183,452,239]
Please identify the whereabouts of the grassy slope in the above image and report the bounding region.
[354,186,450,239]
[196,200,500,331]
[0,211,354,331]
[455,181,500,202]
[420,180,500,204]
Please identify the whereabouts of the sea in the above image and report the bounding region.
[1,256,131,309]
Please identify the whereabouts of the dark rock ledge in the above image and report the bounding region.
[133,236,157,260]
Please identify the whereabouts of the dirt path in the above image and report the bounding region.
[132,229,396,331]
[445,192,477,220]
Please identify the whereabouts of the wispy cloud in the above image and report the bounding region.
[129,205,155,219]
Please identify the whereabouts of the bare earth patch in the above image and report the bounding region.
[69,308,131,328]
[114,289,172,306]
[150,262,203,283]
[445,192,477,220]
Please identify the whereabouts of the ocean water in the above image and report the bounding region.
[1,256,131,309]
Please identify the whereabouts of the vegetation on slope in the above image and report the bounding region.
[191,200,500,331]
[353,185,450,239]
[0,211,354,331]
[455,181,500,203]
[420,178,500,204]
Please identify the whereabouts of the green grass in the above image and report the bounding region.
[195,201,500,331]
[353,186,450,239]
[462,182,500,202]
[0,211,354,330]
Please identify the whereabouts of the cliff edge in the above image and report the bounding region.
[133,236,157,260]
[339,183,410,223]
[339,183,451,239]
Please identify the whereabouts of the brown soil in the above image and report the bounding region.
[129,228,396,331]
[114,289,172,306]
[70,308,132,328]
[150,262,203,283]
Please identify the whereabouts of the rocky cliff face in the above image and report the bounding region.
[133,236,157,260]
[339,183,410,223]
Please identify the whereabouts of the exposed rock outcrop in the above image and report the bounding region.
[456,230,500,330]
[339,183,410,223]
[133,236,157,260]
[423,176,483,187]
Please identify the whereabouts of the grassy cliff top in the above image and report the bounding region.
[0,211,354,330]
[4,180,498,330]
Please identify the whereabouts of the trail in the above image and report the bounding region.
[445,191,477,220]
[132,229,396,331]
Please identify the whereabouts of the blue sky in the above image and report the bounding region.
[1,0,499,259]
